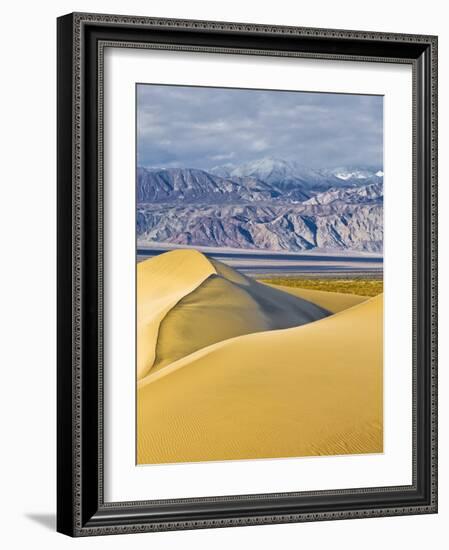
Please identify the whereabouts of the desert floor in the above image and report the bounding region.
[137,249,383,464]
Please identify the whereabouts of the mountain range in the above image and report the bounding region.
[210,157,383,193]
[136,158,383,253]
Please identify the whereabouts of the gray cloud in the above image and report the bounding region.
[137,84,383,170]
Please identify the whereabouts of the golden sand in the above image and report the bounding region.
[136,250,383,464]
[260,282,367,313]
[137,249,215,379]
[152,258,329,371]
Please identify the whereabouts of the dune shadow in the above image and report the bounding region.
[25,513,56,531]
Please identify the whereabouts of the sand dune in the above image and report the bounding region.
[137,261,383,464]
[137,249,216,379]
[152,256,330,371]
[261,283,368,313]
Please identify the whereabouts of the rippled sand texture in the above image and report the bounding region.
[137,249,383,464]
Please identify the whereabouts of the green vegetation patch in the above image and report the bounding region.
[259,278,383,297]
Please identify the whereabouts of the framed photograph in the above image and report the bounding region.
[57,12,438,536]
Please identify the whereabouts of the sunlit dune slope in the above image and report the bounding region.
[137,249,216,380]
[260,282,368,313]
[137,294,383,464]
[152,256,330,371]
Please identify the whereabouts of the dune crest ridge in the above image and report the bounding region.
[151,254,331,372]
[137,249,216,379]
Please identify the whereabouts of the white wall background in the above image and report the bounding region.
[0,1,445,547]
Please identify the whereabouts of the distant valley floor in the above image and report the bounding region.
[137,245,383,278]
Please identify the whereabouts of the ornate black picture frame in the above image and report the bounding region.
[57,12,438,537]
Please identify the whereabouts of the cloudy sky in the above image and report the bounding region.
[137,84,383,170]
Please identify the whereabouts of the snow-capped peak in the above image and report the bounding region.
[335,170,368,180]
